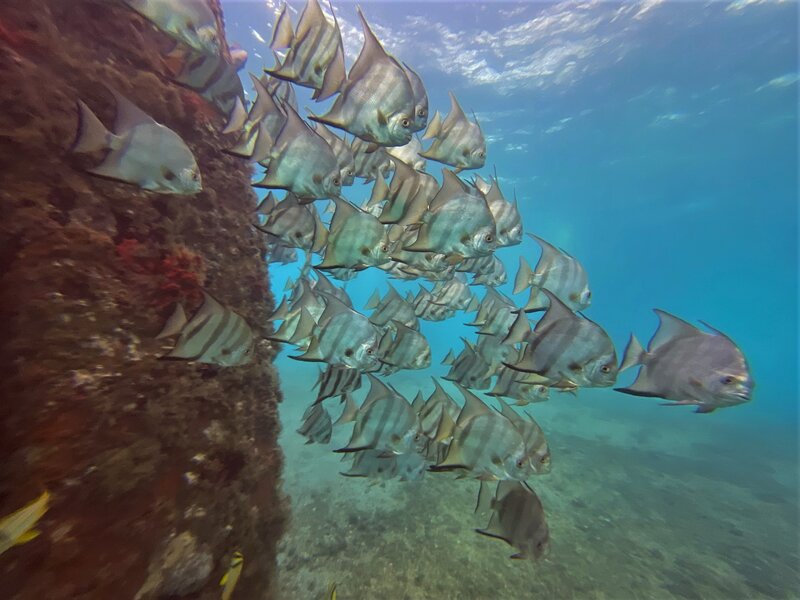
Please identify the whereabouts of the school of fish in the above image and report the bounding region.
[4,0,754,588]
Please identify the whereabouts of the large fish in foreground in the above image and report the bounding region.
[404,170,496,259]
[420,92,485,172]
[72,88,201,195]
[615,310,754,413]
[309,8,415,147]
[515,234,591,312]
[157,291,255,366]
[505,290,617,390]
[475,481,550,561]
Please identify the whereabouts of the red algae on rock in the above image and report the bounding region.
[0,1,286,599]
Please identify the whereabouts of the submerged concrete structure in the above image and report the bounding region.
[0,1,286,597]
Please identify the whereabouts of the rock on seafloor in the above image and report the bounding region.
[0,1,287,598]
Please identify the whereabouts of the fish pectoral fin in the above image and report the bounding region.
[220,573,229,586]
[15,529,41,545]
[474,528,512,545]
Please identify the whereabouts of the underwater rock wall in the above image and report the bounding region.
[0,1,285,598]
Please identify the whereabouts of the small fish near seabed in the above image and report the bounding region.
[615,310,754,413]
[0,490,50,556]
[220,550,244,600]
[72,88,202,195]
[475,480,550,561]
[298,402,333,444]
[156,291,255,366]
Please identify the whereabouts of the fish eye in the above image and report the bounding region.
[484,234,493,243]
[601,365,611,373]
[516,459,525,469]
[418,109,427,118]
[401,118,410,128]
[294,231,303,238]
[333,177,340,186]
[478,151,485,158]
[721,376,734,385]
[367,347,374,355]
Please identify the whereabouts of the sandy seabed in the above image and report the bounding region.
[274,358,799,600]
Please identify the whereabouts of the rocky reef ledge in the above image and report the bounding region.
[0,1,285,598]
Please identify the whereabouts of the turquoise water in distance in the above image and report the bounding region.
[222,1,798,598]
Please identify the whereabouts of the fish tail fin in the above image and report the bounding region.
[15,529,40,545]
[513,256,533,295]
[156,303,188,339]
[72,100,111,154]
[619,334,646,371]
[290,333,324,362]
[364,289,382,311]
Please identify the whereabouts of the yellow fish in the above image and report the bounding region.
[0,490,49,556]
[220,551,244,600]
[327,582,337,600]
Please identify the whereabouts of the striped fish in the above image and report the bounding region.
[169,49,244,116]
[365,284,418,330]
[386,136,426,171]
[420,92,485,172]
[494,399,551,475]
[227,74,287,160]
[316,198,392,270]
[264,235,299,264]
[404,170,496,259]
[336,374,421,455]
[488,367,551,407]
[412,287,454,322]
[253,102,342,201]
[417,378,460,439]
[430,275,473,311]
[310,269,353,307]
[430,385,532,481]
[312,123,356,186]
[459,254,507,287]
[314,364,362,403]
[475,481,550,561]
[254,193,328,253]
[482,177,522,248]
[298,403,333,444]
[378,322,431,373]
[292,295,382,372]
[351,137,393,181]
[266,0,345,101]
[467,290,517,337]
[156,291,255,366]
[309,8,415,146]
[375,160,433,226]
[443,339,494,390]
[506,290,617,389]
[262,72,297,112]
[514,234,592,312]
[340,448,426,482]
[614,310,753,413]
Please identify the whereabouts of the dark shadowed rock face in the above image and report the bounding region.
[0,1,286,598]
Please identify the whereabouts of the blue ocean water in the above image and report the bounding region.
[223,1,798,597]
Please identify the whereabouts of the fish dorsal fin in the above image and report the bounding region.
[422,110,442,140]
[256,192,277,215]
[513,255,533,295]
[156,303,188,339]
[484,178,505,205]
[441,349,455,365]
[248,73,283,124]
[290,307,318,344]
[295,0,326,43]
[334,392,358,424]
[433,406,456,443]
[533,289,577,334]
[528,233,562,268]
[494,397,522,427]
[348,8,389,87]
[362,372,394,411]
[270,3,294,49]
[329,197,360,234]
[429,169,467,212]
[411,391,425,412]
[441,91,468,134]
[650,309,703,351]
[277,101,312,147]
[108,87,156,132]
[318,292,355,326]
[502,311,530,345]
[316,3,346,101]
[365,288,382,311]
[222,96,248,135]
[455,383,490,427]
[312,207,329,253]
[403,62,426,101]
